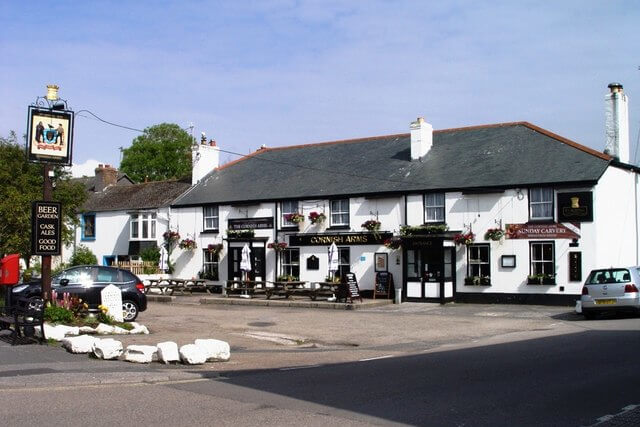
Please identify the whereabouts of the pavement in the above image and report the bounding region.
[0,293,586,388]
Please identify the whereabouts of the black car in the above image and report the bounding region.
[11,265,147,321]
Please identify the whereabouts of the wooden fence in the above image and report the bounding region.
[114,261,161,275]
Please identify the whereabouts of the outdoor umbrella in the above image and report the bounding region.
[158,245,168,273]
[327,242,339,302]
[240,243,252,280]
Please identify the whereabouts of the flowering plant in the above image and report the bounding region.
[484,228,505,241]
[361,219,381,231]
[207,243,223,254]
[453,232,475,246]
[384,237,402,250]
[308,211,326,224]
[163,230,180,244]
[284,212,305,224]
[267,240,288,252]
[227,229,255,238]
[179,238,197,250]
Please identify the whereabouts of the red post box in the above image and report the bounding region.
[0,254,21,285]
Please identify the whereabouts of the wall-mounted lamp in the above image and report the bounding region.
[515,188,524,201]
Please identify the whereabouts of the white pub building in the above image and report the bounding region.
[163,84,639,304]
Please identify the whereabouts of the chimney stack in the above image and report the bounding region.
[604,82,630,163]
[192,137,220,185]
[410,117,433,160]
[94,164,118,192]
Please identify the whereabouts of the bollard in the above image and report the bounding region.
[394,287,402,304]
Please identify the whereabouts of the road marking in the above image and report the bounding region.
[359,355,393,362]
[279,364,321,371]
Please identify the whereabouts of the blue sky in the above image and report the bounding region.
[1,1,639,176]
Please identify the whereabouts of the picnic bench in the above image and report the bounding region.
[0,296,46,345]
[224,280,269,297]
[145,278,209,295]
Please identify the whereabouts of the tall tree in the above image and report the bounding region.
[120,123,193,182]
[0,132,86,263]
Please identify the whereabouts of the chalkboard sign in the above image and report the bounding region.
[375,272,393,299]
[342,272,362,303]
[306,255,319,270]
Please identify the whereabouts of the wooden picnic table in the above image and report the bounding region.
[265,281,307,299]
[224,280,269,297]
[145,278,208,295]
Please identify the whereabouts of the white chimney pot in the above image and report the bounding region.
[410,117,433,160]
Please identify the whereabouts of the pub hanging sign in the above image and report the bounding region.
[31,201,62,256]
[26,106,74,165]
[557,192,593,222]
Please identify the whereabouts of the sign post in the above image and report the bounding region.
[26,85,74,301]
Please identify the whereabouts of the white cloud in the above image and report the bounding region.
[69,159,104,178]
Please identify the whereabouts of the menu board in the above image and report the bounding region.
[375,272,393,299]
[343,273,362,303]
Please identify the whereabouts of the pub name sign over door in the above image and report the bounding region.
[31,201,62,255]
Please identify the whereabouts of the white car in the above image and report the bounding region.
[580,267,640,319]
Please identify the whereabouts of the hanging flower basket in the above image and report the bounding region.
[284,212,305,224]
[178,238,197,250]
[453,232,475,246]
[484,228,505,241]
[384,237,402,250]
[207,243,223,255]
[226,229,255,239]
[163,230,180,245]
[361,220,381,231]
[308,211,326,225]
[267,241,288,252]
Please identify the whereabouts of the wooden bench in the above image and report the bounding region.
[224,280,268,297]
[0,296,46,345]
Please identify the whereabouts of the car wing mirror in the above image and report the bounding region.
[60,279,69,287]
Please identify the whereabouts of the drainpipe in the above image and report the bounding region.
[636,173,639,264]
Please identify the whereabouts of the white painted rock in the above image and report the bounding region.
[38,324,66,341]
[95,323,116,335]
[179,344,207,365]
[157,341,180,364]
[123,345,157,363]
[129,323,149,335]
[194,339,231,362]
[93,339,123,360]
[111,326,130,335]
[62,335,99,354]
[79,326,96,334]
[57,325,80,336]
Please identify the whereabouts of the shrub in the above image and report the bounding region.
[70,245,97,266]
[140,245,160,263]
[44,305,74,324]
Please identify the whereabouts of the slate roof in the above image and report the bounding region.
[173,122,611,207]
[83,177,191,212]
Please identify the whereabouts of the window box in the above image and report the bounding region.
[527,275,556,285]
[464,276,491,286]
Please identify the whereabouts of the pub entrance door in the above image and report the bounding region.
[228,245,265,281]
[405,240,455,302]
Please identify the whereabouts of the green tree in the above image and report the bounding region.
[120,123,193,182]
[0,132,86,264]
[69,245,97,266]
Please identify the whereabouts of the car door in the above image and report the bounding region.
[52,266,93,302]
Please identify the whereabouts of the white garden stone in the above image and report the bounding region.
[156,341,180,364]
[57,325,80,336]
[38,324,66,341]
[129,323,149,335]
[111,326,130,335]
[62,335,99,354]
[123,345,157,363]
[95,323,116,335]
[92,339,123,360]
[79,326,96,334]
[194,339,231,362]
[179,344,207,365]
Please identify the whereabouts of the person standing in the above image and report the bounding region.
[56,123,64,145]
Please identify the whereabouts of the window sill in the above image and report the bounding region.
[81,237,96,241]
[200,229,219,235]
[527,278,556,285]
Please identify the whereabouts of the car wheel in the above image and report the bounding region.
[584,311,598,320]
[122,300,139,322]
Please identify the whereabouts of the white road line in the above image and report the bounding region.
[359,355,394,362]
[279,364,322,371]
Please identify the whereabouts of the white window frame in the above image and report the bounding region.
[281,200,299,227]
[424,193,445,223]
[202,250,219,280]
[203,205,219,231]
[530,241,555,276]
[330,199,349,227]
[529,188,554,221]
[130,212,156,240]
[468,244,490,278]
[280,248,300,279]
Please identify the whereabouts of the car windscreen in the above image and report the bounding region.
[585,269,631,284]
